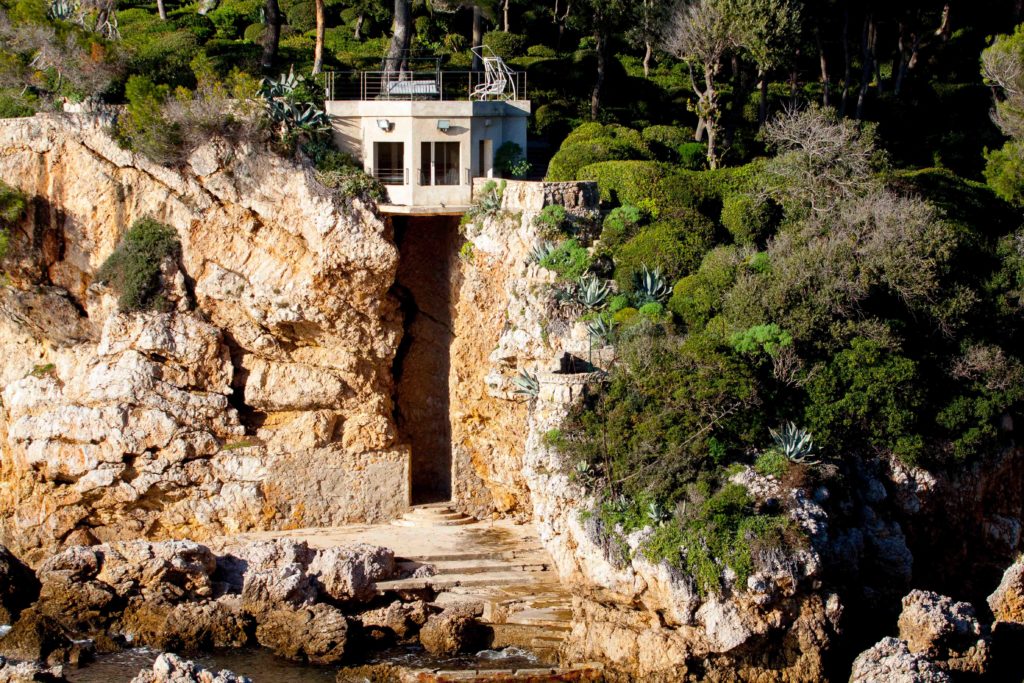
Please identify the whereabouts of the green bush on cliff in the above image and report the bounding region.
[96,217,182,312]
[0,180,27,261]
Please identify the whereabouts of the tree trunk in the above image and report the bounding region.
[758,68,768,125]
[936,2,951,40]
[386,0,411,70]
[591,29,606,120]
[157,0,166,20]
[261,0,282,70]
[312,0,325,74]
[704,64,719,169]
[354,13,364,40]
[643,41,652,78]
[856,12,874,119]
[503,0,510,32]
[816,29,830,108]
[471,6,484,70]
[840,0,851,116]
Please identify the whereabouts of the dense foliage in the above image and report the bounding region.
[96,217,181,311]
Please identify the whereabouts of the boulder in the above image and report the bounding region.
[241,564,316,615]
[849,637,952,683]
[130,653,251,683]
[0,656,66,683]
[0,609,73,665]
[988,557,1024,624]
[358,600,433,643]
[215,540,316,595]
[308,544,395,604]
[118,596,251,651]
[418,611,485,656]
[0,547,39,625]
[254,603,349,664]
[35,547,116,633]
[897,590,989,675]
[95,541,217,603]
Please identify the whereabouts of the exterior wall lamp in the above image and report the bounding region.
[437,119,451,131]
[376,119,392,131]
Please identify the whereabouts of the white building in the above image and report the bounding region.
[323,52,530,214]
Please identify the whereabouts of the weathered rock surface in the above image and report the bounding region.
[118,596,250,651]
[0,547,39,625]
[358,599,432,643]
[130,653,250,683]
[308,543,395,604]
[849,637,952,683]
[254,603,349,664]
[417,611,484,655]
[0,656,66,683]
[0,114,407,563]
[988,556,1024,624]
[0,609,73,665]
[897,590,989,675]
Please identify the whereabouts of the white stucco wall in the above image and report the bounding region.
[326,100,531,208]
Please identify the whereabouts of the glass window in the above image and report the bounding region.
[419,142,461,186]
[373,142,404,185]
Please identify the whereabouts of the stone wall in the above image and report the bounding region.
[0,114,408,564]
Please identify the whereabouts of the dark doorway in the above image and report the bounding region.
[391,214,461,504]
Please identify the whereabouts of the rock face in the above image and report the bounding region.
[0,115,407,563]
[987,556,1024,624]
[130,653,250,683]
[896,590,989,675]
[417,611,483,655]
[0,656,66,683]
[254,603,349,664]
[849,637,952,683]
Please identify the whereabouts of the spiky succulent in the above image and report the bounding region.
[585,316,615,345]
[577,274,610,310]
[769,422,819,464]
[47,0,77,20]
[646,501,671,526]
[634,265,670,305]
[259,67,301,99]
[528,241,557,265]
[512,369,540,398]
[266,100,330,133]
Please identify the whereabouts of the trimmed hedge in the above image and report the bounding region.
[547,124,651,181]
[668,246,743,329]
[614,212,715,291]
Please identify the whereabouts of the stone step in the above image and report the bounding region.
[377,571,549,593]
[504,607,574,628]
[403,546,547,563]
[404,509,469,521]
[397,558,551,576]
[391,516,477,527]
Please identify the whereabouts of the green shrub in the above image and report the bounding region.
[0,90,37,118]
[115,76,182,165]
[539,238,590,280]
[482,31,528,59]
[608,293,630,313]
[667,247,741,329]
[534,204,568,238]
[96,218,182,312]
[642,125,695,162]
[527,44,557,58]
[601,205,644,247]
[614,214,715,291]
[0,181,27,261]
[611,306,639,326]
[547,124,651,181]
[494,141,531,178]
[281,0,315,31]
[985,141,1024,206]
[533,103,571,141]
[730,323,793,359]
[720,194,778,245]
[243,22,266,43]
[677,142,707,170]
[578,160,668,206]
[805,338,924,464]
[638,302,664,320]
[754,450,789,478]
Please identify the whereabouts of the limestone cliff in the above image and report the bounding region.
[0,114,407,564]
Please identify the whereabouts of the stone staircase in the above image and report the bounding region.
[375,511,574,665]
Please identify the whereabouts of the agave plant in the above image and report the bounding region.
[266,100,330,135]
[47,0,77,21]
[528,241,557,265]
[646,501,671,527]
[577,274,610,310]
[634,265,670,305]
[512,369,540,399]
[259,66,301,100]
[574,460,594,483]
[585,316,615,345]
[769,422,819,464]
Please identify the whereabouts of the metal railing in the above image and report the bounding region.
[374,168,406,185]
[324,70,527,102]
